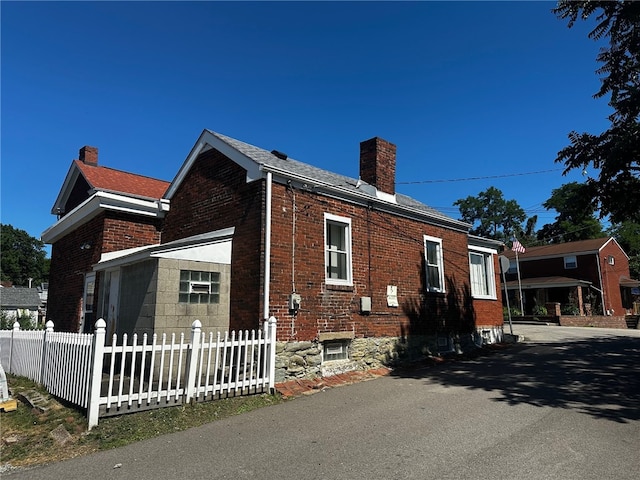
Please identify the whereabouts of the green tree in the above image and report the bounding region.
[0,224,49,286]
[553,1,640,224]
[454,187,527,242]
[537,182,604,243]
[608,221,640,279]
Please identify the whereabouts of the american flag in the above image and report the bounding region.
[511,238,526,254]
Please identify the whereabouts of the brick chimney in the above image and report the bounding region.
[359,137,396,195]
[79,146,98,166]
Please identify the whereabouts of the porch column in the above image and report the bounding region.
[577,286,585,316]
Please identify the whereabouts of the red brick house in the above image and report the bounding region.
[503,237,640,325]
[44,131,505,381]
[42,147,170,333]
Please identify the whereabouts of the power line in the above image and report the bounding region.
[397,168,563,185]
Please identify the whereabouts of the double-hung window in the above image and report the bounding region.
[469,247,497,299]
[325,213,352,286]
[423,235,445,293]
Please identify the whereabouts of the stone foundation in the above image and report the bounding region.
[275,325,504,382]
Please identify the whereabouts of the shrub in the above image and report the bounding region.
[532,305,548,316]
[503,306,522,318]
[561,304,580,315]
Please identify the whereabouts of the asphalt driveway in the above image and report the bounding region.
[6,324,640,480]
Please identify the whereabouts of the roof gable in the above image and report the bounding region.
[75,161,170,199]
[166,130,469,231]
[504,237,625,260]
[52,159,170,215]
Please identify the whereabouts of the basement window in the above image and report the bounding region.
[323,340,350,362]
[179,270,220,304]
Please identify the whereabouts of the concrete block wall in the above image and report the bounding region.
[154,258,231,337]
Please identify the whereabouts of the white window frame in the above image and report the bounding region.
[322,340,350,362]
[564,255,577,269]
[423,235,445,293]
[324,213,353,286]
[468,246,497,300]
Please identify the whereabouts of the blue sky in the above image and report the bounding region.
[2,1,609,254]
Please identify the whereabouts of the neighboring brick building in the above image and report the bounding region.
[44,131,505,381]
[503,237,640,321]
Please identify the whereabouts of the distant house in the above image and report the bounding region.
[503,237,640,321]
[44,131,506,381]
[0,288,42,327]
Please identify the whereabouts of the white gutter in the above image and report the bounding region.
[263,172,273,320]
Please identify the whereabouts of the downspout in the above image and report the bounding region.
[596,253,607,314]
[263,172,273,320]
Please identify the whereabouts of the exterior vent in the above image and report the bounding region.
[271,150,288,160]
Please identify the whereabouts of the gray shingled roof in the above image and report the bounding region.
[0,288,42,308]
[207,130,463,226]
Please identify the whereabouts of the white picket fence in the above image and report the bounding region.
[0,317,277,428]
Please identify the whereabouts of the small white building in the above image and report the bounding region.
[0,287,42,328]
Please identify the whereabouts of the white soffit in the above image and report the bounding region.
[42,191,166,244]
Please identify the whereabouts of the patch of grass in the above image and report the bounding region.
[1,374,283,469]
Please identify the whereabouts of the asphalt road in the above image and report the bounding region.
[6,325,640,480]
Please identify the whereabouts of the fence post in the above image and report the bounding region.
[267,316,277,392]
[39,321,54,384]
[185,320,202,404]
[8,321,20,374]
[87,318,107,430]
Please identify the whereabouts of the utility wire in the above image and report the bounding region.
[397,168,563,185]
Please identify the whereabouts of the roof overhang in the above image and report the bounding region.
[94,227,235,271]
[50,161,82,215]
[165,130,263,199]
[620,277,640,288]
[468,235,504,251]
[504,276,592,290]
[42,191,170,244]
[264,165,472,233]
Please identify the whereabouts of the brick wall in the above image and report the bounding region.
[599,241,630,315]
[559,315,628,329]
[268,183,501,341]
[161,149,264,331]
[47,211,162,332]
[161,148,503,342]
[471,254,504,327]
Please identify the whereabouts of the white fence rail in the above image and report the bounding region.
[0,317,277,428]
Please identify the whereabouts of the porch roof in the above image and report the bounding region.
[504,276,592,290]
[620,277,640,288]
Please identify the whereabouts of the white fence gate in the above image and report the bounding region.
[0,317,277,428]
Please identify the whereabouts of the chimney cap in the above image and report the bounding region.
[79,146,98,166]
